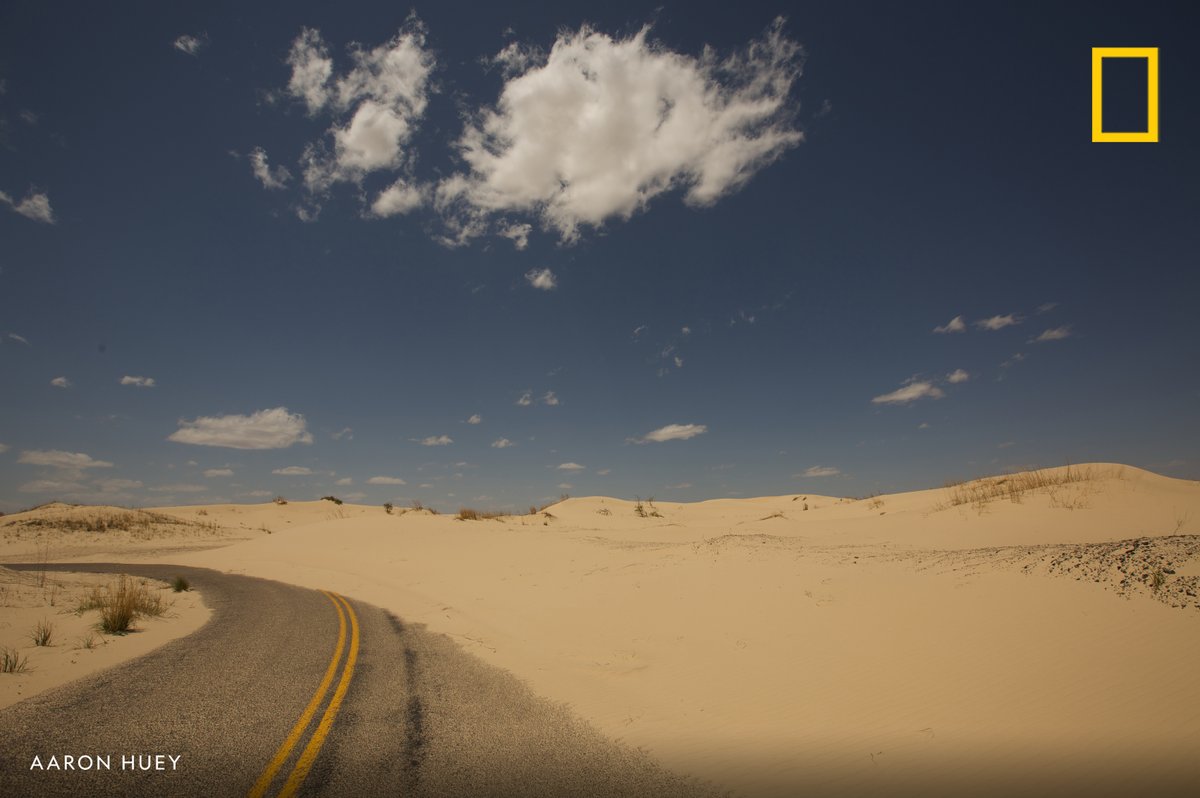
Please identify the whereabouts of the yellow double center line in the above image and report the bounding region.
[248,591,360,798]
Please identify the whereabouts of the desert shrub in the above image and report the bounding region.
[273,496,288,505]
[321,495,343,505]
[410,499,424,511]
[1,647,29,673]
[458,508,479,521]
[383,502,394,515]
[29,619,53,646]
[95,576,167,634]
[171,575,190,592]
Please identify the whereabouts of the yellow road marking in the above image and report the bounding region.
[247,591,347,798]
[278,593,361,798]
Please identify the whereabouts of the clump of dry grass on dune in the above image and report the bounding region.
[78,575,170,635]
[939,464,1115,512]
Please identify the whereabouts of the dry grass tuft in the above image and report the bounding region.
[942,464,1106,512]
[29,618,54,647]
[1,646,30,673]
[80,575,170,635]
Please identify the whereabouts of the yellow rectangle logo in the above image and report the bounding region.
[1092,47,1159,142]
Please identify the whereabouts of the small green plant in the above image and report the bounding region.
[171,575,190,592]
[383,502,394,515]
[1,647,30,673]
[29,618,54,647]
[321,495,344,505]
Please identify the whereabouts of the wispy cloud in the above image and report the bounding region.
[168,407,313,450]
[871,380,945,405]
[435,18,803,245]
[335,477,353,486]
[799,466,840,477]
[632,423,708,444]
[50,376,71,388]
[367,475,406,485]
[249,147,291,190]
[120,375,156,388]
[975,314,1021,331]
[466,414,482,425]
[416,434,453,446]
[516,391,533,406]
[272,466,313,475]
[541,391,559,406]
[149,483,208,493]
[945,369,970,384]
[203,468,234,478]
[499,223,531,250]
[556,462,585,471]
[491,438,514,448]
[1036,302,1058,314]
[6,333,30,345]
[19,450,113,469]
[332,427,353,440]
[933,315,966,334]
[0,443,8,454]
[173,33,208,56]
[0,189,55,223]
[525,268,557,290]
[1030,326,1072,343]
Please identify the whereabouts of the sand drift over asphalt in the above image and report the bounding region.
[3,464,1200,795]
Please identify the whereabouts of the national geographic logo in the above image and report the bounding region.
[1091,47,1159,142]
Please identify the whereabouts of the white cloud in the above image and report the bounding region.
[946,369,970,384]
[1031,326,1072,343]
[19,479,88,494]
[370,178,425,217]
[19,450,113,469]
[557,462,585,471]
[1037,302,1059,314]
[417,435,453,446]
[1,189,56,223]
[7,333,30,345]
[342,491,367,501]
[94,478,143,492]
[204,468,234,478]
[367,476,406,485]
[634,423,708,444]
[499,223,532,250]
[283,20,434,213]
[272,466,313,475]
[596,468,611,476]
[149,483,208,493]
[799,466,840,477]
[173,34,208,56]
[168,407,313,449]
[491,438,514,448]
[244,489,273,497]
[332,427,354,440]
[249,147,292,190]
[525,268,557,290]
[933,315,965,334]
[871,380,945,405]
[541,391,559,406]
[466,414,483,425]
[918,422,931,430]
[437,18,803,244]
[557,482,573,490]
[120,375,157,388]
[667,482,693,489]
[335,477,353,486]
[50,376,71,388]
[976,314,1021,331]
[516,391,533,406]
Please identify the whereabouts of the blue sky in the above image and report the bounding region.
[2,1,1197,511]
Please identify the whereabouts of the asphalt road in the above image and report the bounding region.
[0,563,724,798]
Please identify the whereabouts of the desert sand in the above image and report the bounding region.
[2,464,1199,795]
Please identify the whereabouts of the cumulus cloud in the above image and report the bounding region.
[367,475,406,485]
[19,450,114,469]
[871,380,945,405]
[633,423,708,444]
[204,468,234,478]
[541,391,559,406]
[799,466,840,477]
[417,435,453,446]
[173,34,208,56]
[516,391,533,406]
[525,268,557,290]
[1,189,56,223]
[1031,326,1072,343]
[933,315,966,334]
[946,369,970,384]
[491,438,514,448]
[249,147,292,190]
[976,314,1021,331]
[120,375,156,388]
[272,466,314,475]
[466,414,483,425]
[282,20,434,215]
[499,223,532,250]
[557,462,585,471]
[168,407,313,449]
[436,18,803,244]
[50,376,71,388]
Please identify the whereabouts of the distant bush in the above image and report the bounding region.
[458,508,479,521]
[383,502,394,515]
[93,576,169,635]
[410,499,424,511]
[321,495,343,505]
[171,575,190,592]
[273,496,288,505]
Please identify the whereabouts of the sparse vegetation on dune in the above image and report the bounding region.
[1,646,29,674]
[0,505,225,542]
[77,575,170,635]
[321,495,344,505]
[938,464,1113,512]
[29,619,53,647]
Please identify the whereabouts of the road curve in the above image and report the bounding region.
[1,564,722,798]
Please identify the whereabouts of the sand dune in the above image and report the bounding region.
[2,464,1199,795]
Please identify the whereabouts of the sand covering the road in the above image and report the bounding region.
[5,464,1200,794]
